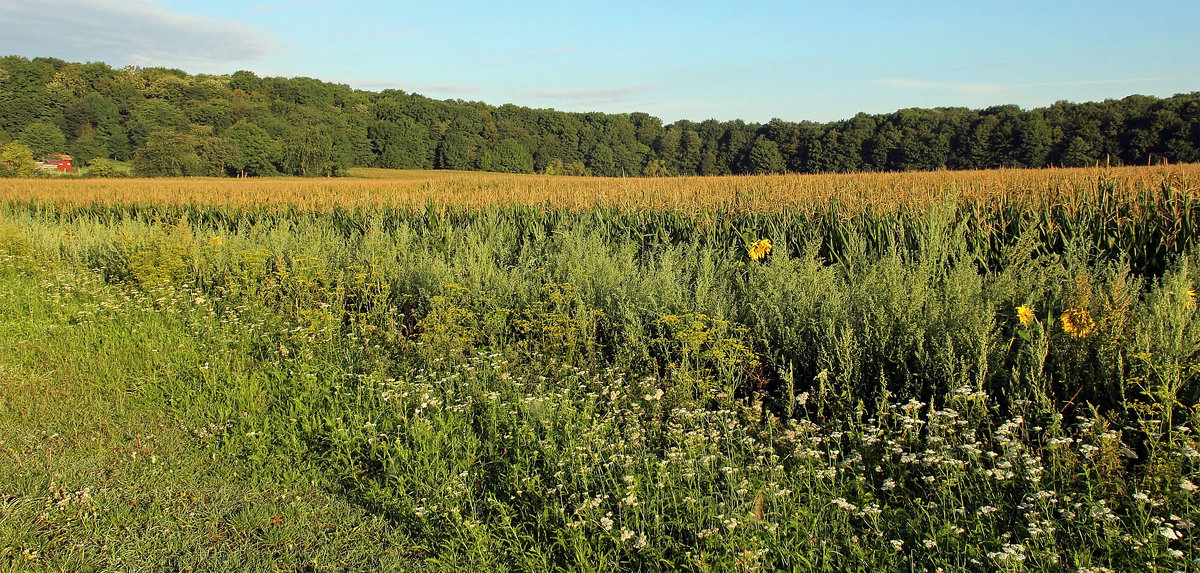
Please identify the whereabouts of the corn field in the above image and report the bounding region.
[1,165,1198,571]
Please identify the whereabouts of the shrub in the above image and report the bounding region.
[86,157,123,178]
[0,141,36,178]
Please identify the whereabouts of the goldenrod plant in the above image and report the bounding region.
[1,165,1197,570]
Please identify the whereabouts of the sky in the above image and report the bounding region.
[2,0,1199,124]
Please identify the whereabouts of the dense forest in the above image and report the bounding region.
[1,55,1198,177]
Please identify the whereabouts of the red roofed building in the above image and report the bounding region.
[38,154,74,172]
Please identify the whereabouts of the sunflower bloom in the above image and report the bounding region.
[1060,308,1095,338]
[748,239,772,261]
[1016,305,1034,327]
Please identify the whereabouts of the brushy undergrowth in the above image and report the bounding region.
[1,183,1198,571]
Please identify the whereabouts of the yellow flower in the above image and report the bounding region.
[748,238,772,261]
[1016,305,1034,327]
[1060,308,1095,339]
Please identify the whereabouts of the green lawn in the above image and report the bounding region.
[0,259,420,572]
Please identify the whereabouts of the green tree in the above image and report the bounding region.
[1161,98,1199,163]
[128,100,187,147]
[436,132,476,170]
[225,121,278,176]
[1061,136,1099,167]
[746,136,785,174]
[6,54,1200,179]
[629,112,664,150]
[656,125,683,174]
[0,141,37,177]
[585,143,616,176]
[18,121,67,158]
[642,158,669,177]
[893,108,950,171]
[68,137,109,164]
[805,136,833,173]
[281,128,335,176]
[677,130,703,175]
[718,124,752,174]
[196,136,240,177]
[544,157,593,176]
[371,118,433,169]
[866,124,901,170]
[964,114,1000,169]
[1016,114,1052,168]
[0,57,57,134]
[335,115,374,167]
[63,94,128,159]
[85,157,122,178]
[187,99,234,132]
[559,160,591,176]
[134,131,199,176]
[490,138,534,173]
[228,70,263,93]
[698,151,718,175]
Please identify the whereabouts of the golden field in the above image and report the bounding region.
[1,164,1196,211]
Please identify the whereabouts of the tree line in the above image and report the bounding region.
[1,55,1198,178]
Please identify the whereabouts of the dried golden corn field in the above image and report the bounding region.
[2,164,1196,211]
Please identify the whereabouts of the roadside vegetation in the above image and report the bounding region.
[1,165,1198,570]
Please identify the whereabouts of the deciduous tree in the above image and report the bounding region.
[18,121,67,158]
[0,141,36,177]
[746,136,785,174]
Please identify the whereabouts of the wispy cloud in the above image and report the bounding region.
[248,0,330,14]
[519,85,654,105]
[0,0,276,64]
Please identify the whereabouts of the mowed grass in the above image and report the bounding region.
[0,165,1198,571]
[0,258,420,571]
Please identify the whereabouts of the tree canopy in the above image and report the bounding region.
[1,56,1197,178]
[0,141,36,177]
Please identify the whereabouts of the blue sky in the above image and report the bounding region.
[2,0,1198,123]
